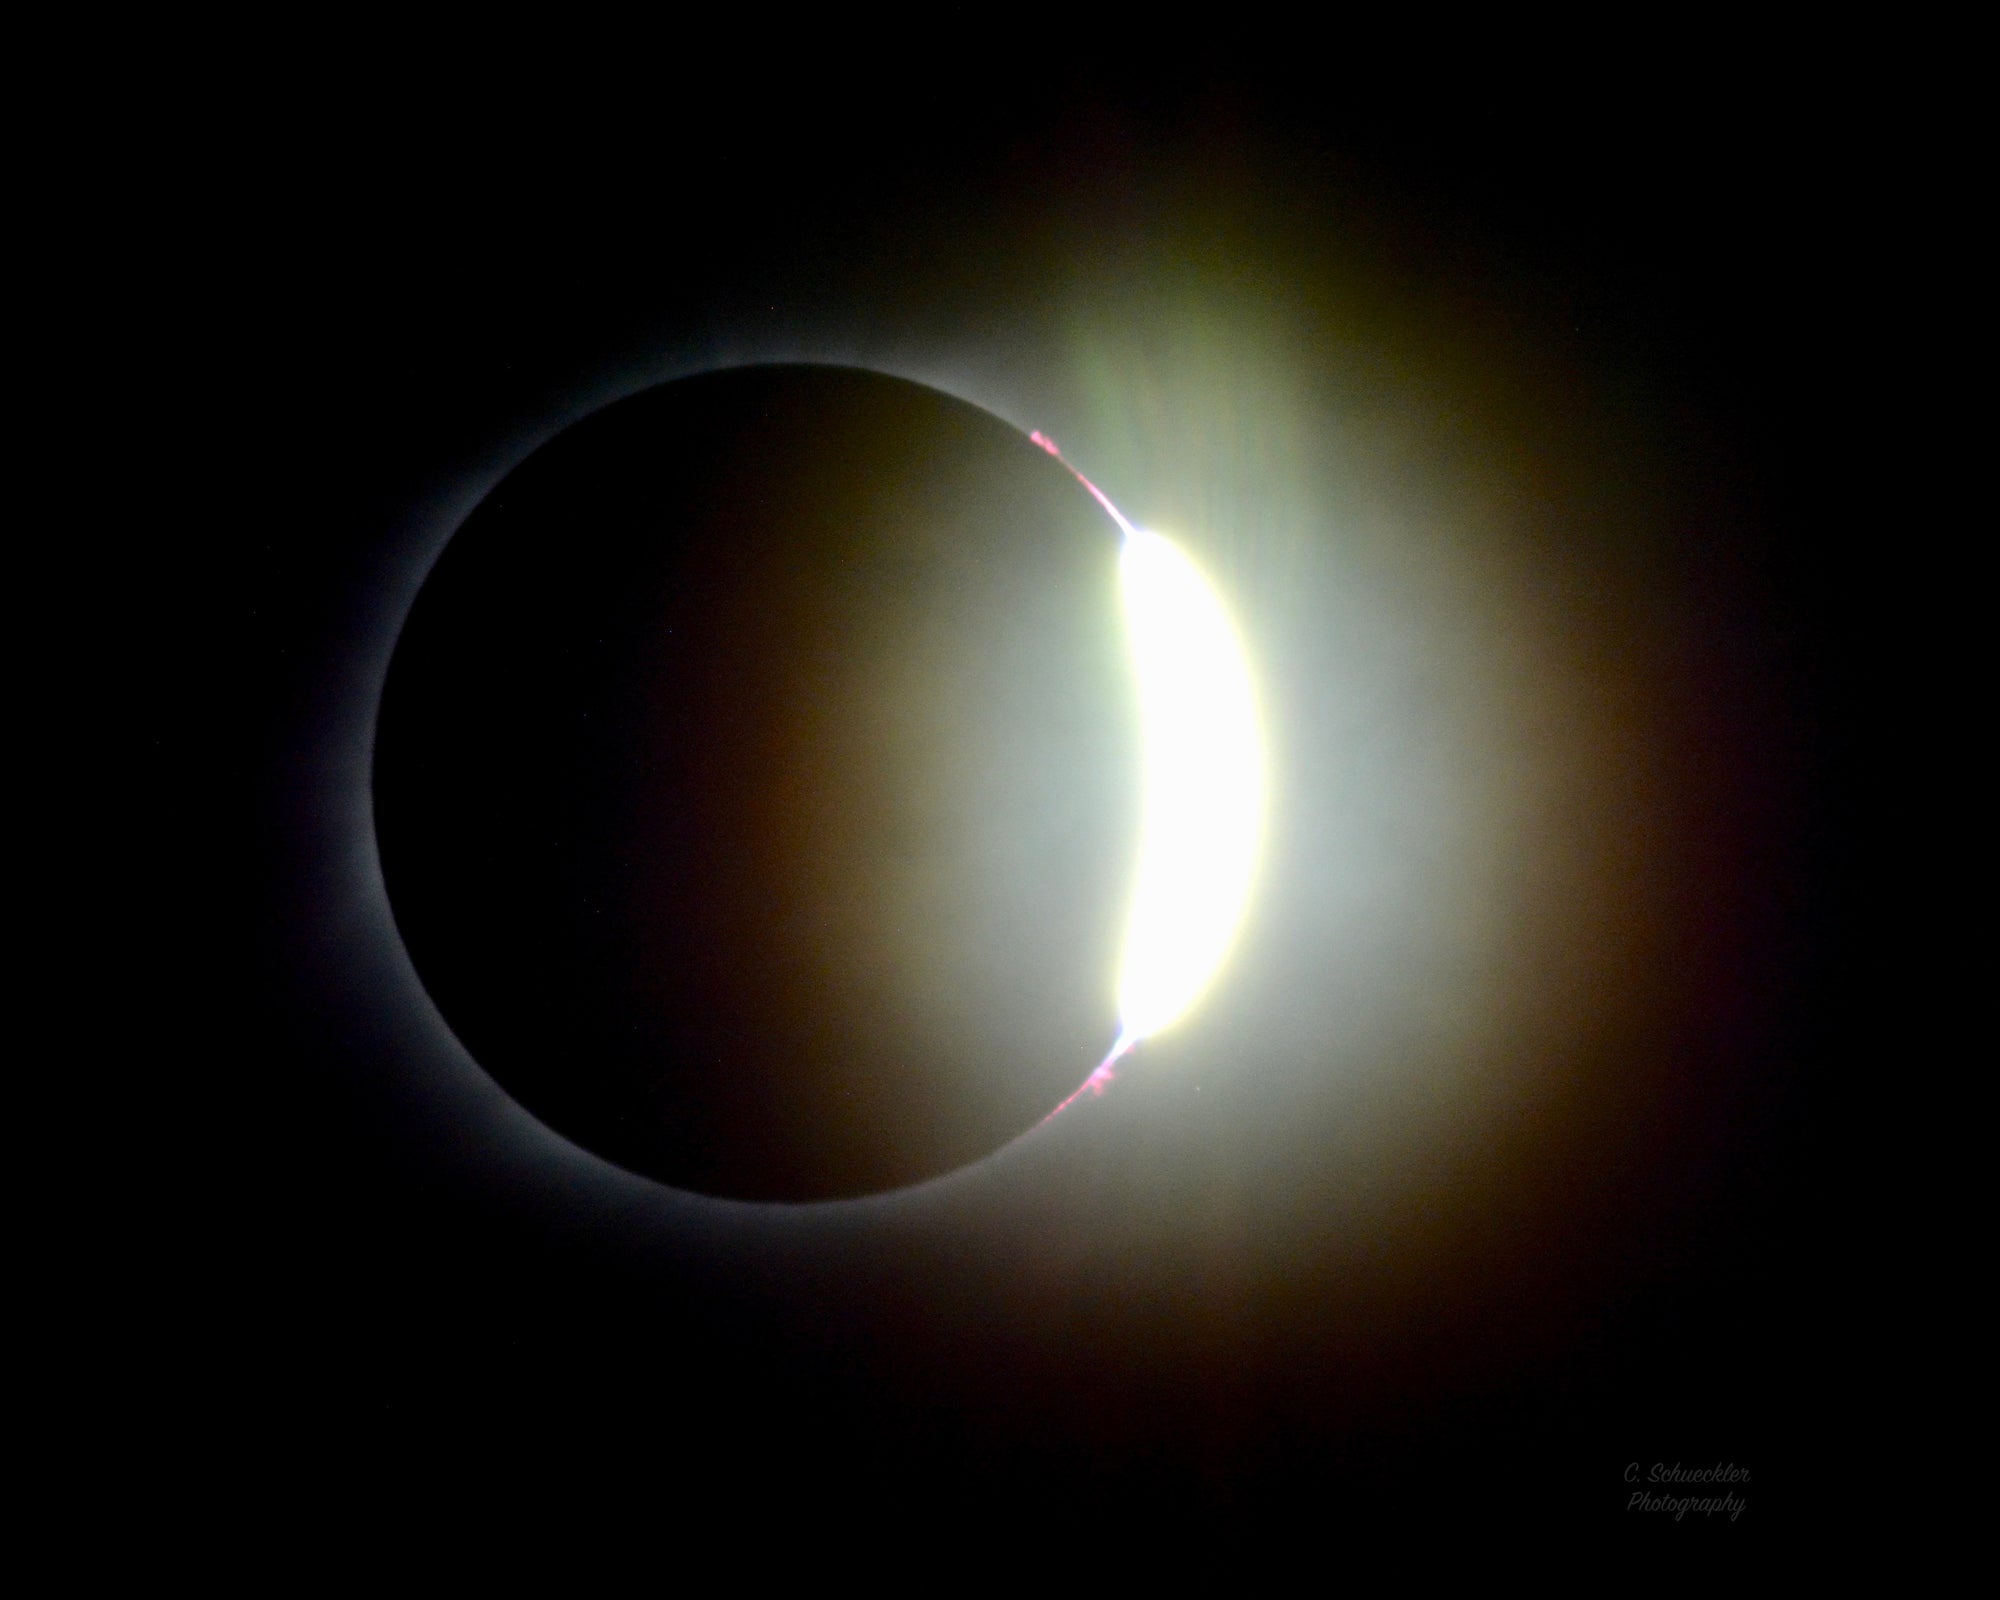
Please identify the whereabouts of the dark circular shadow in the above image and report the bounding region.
[374,365,1139,1200]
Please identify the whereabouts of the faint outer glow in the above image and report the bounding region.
[1115,528,1264,1041]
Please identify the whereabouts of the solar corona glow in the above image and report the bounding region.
[1032,432,1265,1116]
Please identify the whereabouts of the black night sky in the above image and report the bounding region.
[166,44,1867,1556]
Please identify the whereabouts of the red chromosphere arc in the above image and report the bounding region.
[1032,431,1137,541]
[1031,427,1145,1122]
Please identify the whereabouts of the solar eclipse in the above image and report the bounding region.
[374,364,1231,1201]
[229,71,1846,1530]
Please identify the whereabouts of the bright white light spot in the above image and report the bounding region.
[1116,528,1264,1042]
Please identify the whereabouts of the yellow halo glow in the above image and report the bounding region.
[1115,528,1264,1042]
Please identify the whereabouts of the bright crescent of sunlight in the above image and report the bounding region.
[1115,528,1264,1043]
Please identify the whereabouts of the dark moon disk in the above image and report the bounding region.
[374,365,1140,1201]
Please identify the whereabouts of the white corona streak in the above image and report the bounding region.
[1115,528,1264,1042]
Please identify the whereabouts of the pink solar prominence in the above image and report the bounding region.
[1041,1029,1139,1124]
